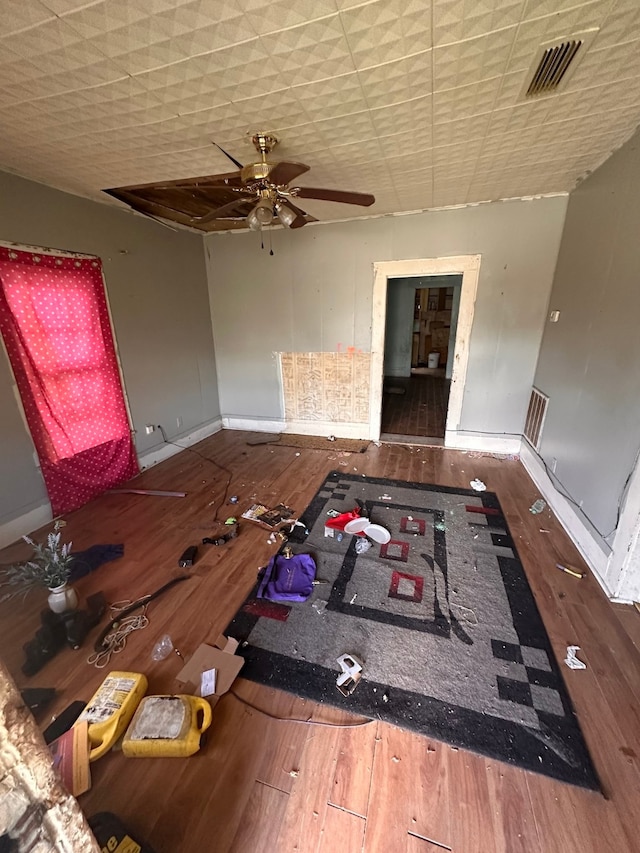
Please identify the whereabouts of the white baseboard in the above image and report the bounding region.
[222,416,370,440]
[445,431,522,455]
[138,417,223,470]
[222,416,284,433]
[518,440,619,599]
[0,502,53,550]
[284,420,370,440]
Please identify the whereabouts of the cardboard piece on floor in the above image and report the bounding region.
[175,635,244,708]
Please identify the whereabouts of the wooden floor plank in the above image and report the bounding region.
[364,726,450,853]
[317,805,366,853]
[228,781,289,853]
[328,721,378,817]
[447,750,498,853]
[1,432,639,853]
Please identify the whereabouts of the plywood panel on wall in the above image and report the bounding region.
[280,352,370,424]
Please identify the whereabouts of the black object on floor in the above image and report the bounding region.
[226,471,600,790]
[22,592,107,675]
[69,543,124,581]
[89,812,157,853]
[43,700,86,744]
[20,687,56,716]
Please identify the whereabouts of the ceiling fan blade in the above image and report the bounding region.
[193,197,255,224]
[213,141,244,169]
[292,187,375,206]
[281,199,309,229]
[268,160,310,186]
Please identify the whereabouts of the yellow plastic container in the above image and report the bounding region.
[121,695,212,758]
[76,671,147,762]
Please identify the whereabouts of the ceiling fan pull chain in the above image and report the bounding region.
[269,229,274,256]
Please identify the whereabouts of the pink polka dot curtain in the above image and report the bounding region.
[0,247,139,515]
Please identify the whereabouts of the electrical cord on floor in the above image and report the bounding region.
[228,689,375,728]
[157,424,233,521]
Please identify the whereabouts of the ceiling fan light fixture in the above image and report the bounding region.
[253,198,274,225]
[275,201,297,228]
[247,208,262,231]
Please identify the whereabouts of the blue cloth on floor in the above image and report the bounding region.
[69,544,124,580]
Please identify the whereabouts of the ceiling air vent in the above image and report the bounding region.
[520,29,598,99]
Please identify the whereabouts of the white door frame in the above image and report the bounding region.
[369,255,481,443]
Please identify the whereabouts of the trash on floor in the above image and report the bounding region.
[434,520,447,532]
[336,653,363,696]
[202,524,239,546]
[151,633,183,661]
[178,545,198,567]
[379,493,393,501]
[176,634,245,709]
[556,563,584,579]
[564,646,587,670]
[312,599,327,615]
[355,538,372,554]
[470,479,486,492]
[242,502,295,528]
[529,498,546,514]
[49,719,91,796]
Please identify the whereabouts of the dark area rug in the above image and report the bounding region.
[226,471,599,789]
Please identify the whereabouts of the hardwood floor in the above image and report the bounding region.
[381,375,449,438]
[1,431,638,852]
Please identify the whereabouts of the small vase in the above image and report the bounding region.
[47,583,78,614]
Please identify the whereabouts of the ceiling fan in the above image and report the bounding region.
[104,132,375,233]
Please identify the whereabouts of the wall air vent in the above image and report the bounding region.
[521,30,598,99]
[524,387,548,451]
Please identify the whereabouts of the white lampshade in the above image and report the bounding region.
[253,198,273,225]
[275,201,297,227]
[247,208,261,231]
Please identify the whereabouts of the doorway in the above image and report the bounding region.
[369,256,481,445]
[381,275,462,441]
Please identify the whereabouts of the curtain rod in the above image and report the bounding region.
[0,240,98,260]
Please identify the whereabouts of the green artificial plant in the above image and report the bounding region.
[0,521,73,601]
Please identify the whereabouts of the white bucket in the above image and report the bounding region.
[427,352,439,368]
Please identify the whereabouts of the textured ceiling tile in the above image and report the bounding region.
[85,16,251,76]
[2,17,85,58]
[292,72,370,120]
[432,137,484,165]
[236,0,338,35]
[433,25,517,91]
[433,0,525,47]
[0,0,56,36]
[306,110,379,148]
[565,39,640,93]
[2,60,126,102]
[259,15,355,83]
[339,0,432,70]
[432,112,490,145]
[40,0,108,15]
[594,0,640,50]
[378,129,432,158]
[357,50,431,109]
[433,76,501,123]
[551,78,640,121]
[521,0,612,20]
[509,2,610,73]
[370,95,432,137]
[484,99,552,136]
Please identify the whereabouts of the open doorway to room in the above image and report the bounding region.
[381,275,462,442]
[369,256,480,447]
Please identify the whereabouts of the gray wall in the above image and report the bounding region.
[383,278,416,378]
[533,129,640,543]
[0,170,220,526]
[206,196,567,435]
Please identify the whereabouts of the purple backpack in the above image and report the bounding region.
[257,552,316,602]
